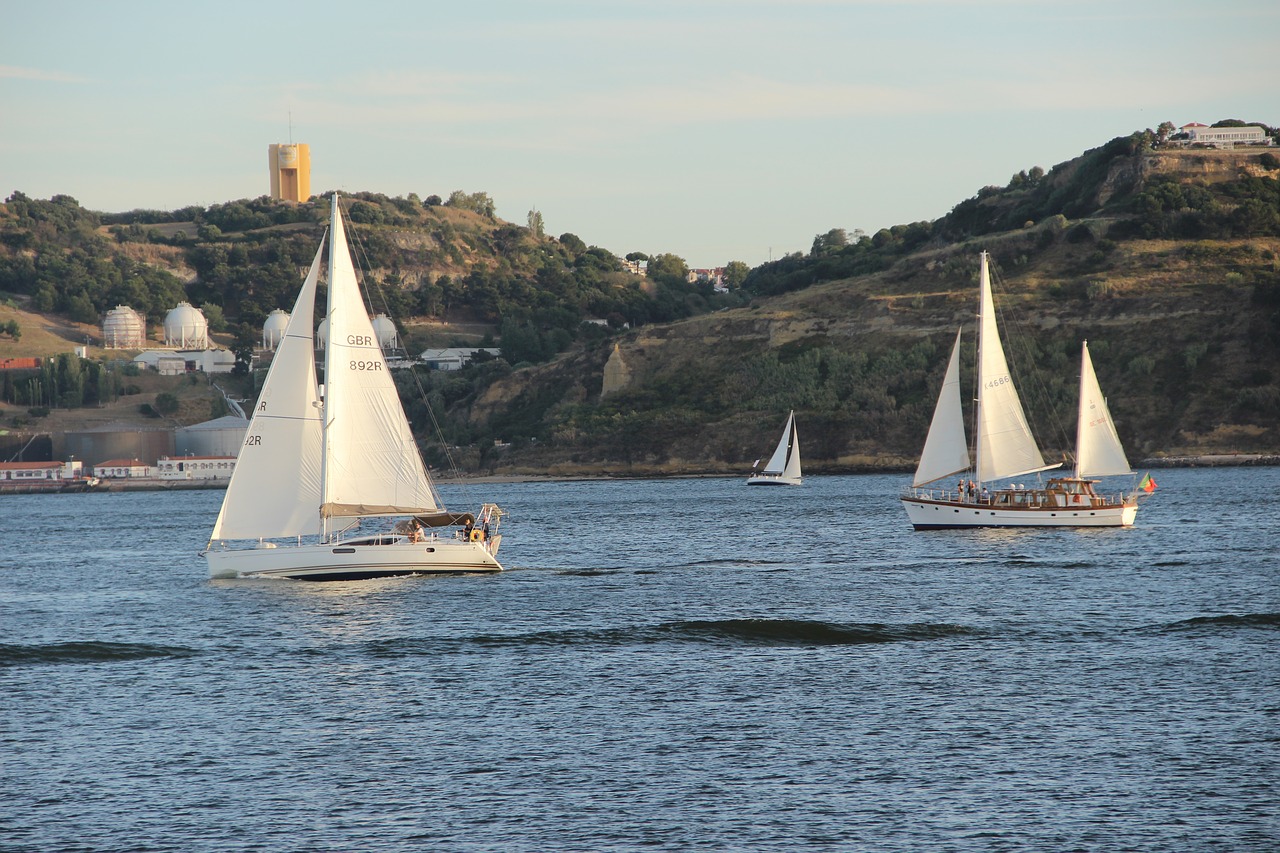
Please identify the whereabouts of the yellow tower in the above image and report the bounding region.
[268,143,311,202]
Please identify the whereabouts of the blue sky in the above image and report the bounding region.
[3,0,1277,266]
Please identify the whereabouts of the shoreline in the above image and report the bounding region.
[438,453,1280,484]
[4,454,1276,494]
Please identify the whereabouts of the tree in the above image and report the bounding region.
[724,261,750,289]
[200,301,228,332]
[445,190,496,218]
[231,324,256,376]
[646,253,689,285]
[527,208,545,239]
[154,392,180,416]
[559,233,587,256]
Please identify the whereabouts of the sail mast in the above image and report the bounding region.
[319,193,338,541]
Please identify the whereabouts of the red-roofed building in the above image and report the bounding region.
[0,460,84,481]
[93,459,152,478]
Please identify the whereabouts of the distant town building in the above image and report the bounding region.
[0,357,42,370]
[156,455,237,481]
[269,143,311,202]
[0,460,83,481]
[93,459,152,478]
[132,349,234,374]
[418,347,501,371]
[1178,123,1271,148]
[619,258,649,276]
[688,267,729,292]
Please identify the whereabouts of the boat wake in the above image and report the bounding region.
[1145,612,1280,634]
[357,618,983,654]
[0,640,199,667]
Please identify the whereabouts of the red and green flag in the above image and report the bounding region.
[1138,473,1157,493]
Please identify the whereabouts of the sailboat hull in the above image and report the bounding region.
[206,537,503,581]
[746,474,802,486]
[900,495,1137,529]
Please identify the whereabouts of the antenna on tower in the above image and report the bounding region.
[288,110,293,144]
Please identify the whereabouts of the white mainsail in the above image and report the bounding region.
[1075,341,1132,479]
[974,251,1050,484]
[912,328,970,487]
[761,411,798,476]
[320,195,440,519]
[209,241,325,541]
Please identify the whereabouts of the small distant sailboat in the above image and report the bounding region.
[901,251,1145,528]
[748,410,802,486]
[203,194,505,580]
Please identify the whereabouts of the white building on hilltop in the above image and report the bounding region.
[1178,123,1272,148]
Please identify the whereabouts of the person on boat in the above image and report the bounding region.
[464,519,474,541]
[958,480,966,500]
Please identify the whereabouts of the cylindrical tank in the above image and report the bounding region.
[102,305,145,349]
[316,318,328,350]
[164,302,208,349]
[371,314,398,351]
[263,309,290,350]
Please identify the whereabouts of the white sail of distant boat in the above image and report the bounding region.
[204,194,506,580]
[901,251,1145,529]
[1075,340,1132,479]
[911,329,970,488]
[747,410,802,486]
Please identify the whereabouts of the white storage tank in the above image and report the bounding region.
[102,305,146,349]
[164,302,208,349]
[316,317,328,350]
[263,309,290,350]
[371,314,398,351]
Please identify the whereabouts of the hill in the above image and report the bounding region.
[3,125,1279,474]
[441,137,1280,476]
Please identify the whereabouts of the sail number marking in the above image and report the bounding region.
[245,434,262,446]
[345,335,381,371]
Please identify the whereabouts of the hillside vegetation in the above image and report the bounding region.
[3,122,1278,474]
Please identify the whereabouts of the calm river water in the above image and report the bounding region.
[1,468,1276,851]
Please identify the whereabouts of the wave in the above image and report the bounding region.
[0,640,199,668]
[361,618,981,655]
[1155,613,1280,633]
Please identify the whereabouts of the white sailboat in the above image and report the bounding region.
[901,251,1142,529]
[747,410,802,486]
[204,195,505,580]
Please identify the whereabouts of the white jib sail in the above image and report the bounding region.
[762,411,796,475]
[1075,340,1131,478]
[321,196,440,518]
[913,328,971,487]
[209,240,326,541]
[974,251,1049,484]
[781,413,802,480]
